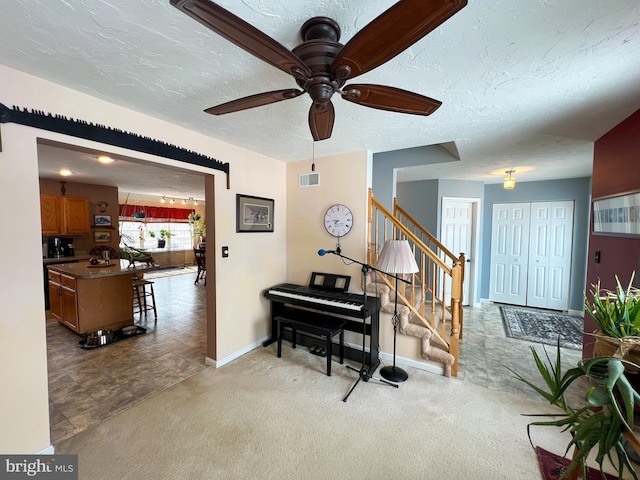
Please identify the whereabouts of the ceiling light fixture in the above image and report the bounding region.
[170,198,175,204]
[182,199,187,205]
[161,195,166,204]
[194,200,199,205]
[59,168,72,177]
[503,170,516,190]
[97,155,114,164]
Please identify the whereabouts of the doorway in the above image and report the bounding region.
[37,140,217,443]
[440,197,481,306]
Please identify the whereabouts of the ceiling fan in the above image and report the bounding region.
[170,0,467,141]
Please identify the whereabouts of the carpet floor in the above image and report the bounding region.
[500,305,583,350]
[54,345,630,480]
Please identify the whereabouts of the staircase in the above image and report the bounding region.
[366,189,465,377]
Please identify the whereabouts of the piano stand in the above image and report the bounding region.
[276,313,345,376]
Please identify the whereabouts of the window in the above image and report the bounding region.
[119,221,194,250]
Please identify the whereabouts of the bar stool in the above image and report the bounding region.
[132,276,157,320]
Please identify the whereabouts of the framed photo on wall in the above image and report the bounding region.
[94,214,111,226]
[236,194,274,232]
[94,231,111,243]
[592,189,640,237]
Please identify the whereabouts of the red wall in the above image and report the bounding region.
[584,108,640,356]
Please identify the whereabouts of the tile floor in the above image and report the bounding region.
[46,270,208,444]
[45,271,585,445]
[457,302,585,406]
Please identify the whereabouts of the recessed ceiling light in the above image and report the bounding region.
[98,155,114,164]
[59,168,72,176]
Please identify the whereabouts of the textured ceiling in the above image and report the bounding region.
[2,0,640,195]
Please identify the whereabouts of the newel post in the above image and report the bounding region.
[449,257,463,377]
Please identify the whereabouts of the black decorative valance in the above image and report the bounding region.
[0,103,230,188]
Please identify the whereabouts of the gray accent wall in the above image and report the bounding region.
[373,145,459,212]
[397,179,485,305]
[396,180,439,234]
[392,177,590,310]
[481,177,591,311]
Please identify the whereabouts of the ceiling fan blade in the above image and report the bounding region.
[331,0,467,80]
[171,0,312,79]
[205,89,304,115]
[341,84,441,116]
[308,102,335,141]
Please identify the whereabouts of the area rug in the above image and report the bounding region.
[500,305,583,350]
[144,266,198,279]
[536,446,617,480]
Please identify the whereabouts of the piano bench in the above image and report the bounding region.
[275,313,346,376]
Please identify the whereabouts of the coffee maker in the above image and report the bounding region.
[48,237,74,258]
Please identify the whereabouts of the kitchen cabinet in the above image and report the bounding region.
[48,270,79,331]
[60,286,78,332]
[41,195,63,235]
[48,270,63,319]
[40,194,90,235]
[47,262,149,334]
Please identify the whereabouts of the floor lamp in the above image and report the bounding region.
[375,239,419,383]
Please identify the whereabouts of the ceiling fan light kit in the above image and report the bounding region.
[170,0,467,141]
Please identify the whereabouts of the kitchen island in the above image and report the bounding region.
[47,260,159,335]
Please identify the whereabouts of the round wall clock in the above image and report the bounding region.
[324,204,353,237]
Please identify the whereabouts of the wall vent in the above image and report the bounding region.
[299,172,320,188]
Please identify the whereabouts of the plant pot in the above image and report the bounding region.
[157,239,166,248]
[593,332,640,389]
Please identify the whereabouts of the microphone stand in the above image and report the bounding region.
[323,250,398,402]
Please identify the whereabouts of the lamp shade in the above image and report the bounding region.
[376,240,419,275]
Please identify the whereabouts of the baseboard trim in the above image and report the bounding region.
[378,352,444,376]
[206,335,270,368]
[206,337,445,377]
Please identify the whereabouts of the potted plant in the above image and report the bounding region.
[149,229,172,248]
[188,213,206,246]
[586,272,640,383]
[509,342,640,479]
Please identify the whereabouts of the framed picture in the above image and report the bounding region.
[94,231,111,243]
[592,189,640,237]
[94,214,112,226]
[236,194,274,232]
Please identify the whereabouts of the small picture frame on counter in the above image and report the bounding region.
[94,231,111,243]
[94,214,112,226]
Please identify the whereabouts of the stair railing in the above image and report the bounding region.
[367,188,465,376]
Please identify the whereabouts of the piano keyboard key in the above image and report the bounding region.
[267,289,363,311]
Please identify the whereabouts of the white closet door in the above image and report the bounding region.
[526,201,574,310]
[491,201,574,310]
[489,203,530,305]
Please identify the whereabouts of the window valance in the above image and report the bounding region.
[119,204,195,222]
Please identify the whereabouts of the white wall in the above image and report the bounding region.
[0,65,287,452]
[0,124,52,454]
[286,151,370,288]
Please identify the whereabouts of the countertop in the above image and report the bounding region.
[43,254,93,265]
[47,259,160,279]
